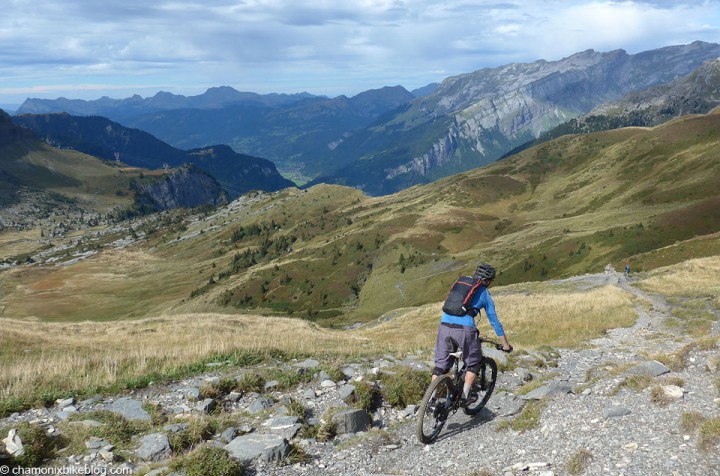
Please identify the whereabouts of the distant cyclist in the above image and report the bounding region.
[625,263,631,276]
[432,263,512,405]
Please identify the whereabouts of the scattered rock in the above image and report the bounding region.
[706,355,720,373]
[2,429,24,457]
[224,434,290,463]
[626,360,670,378]
[136,433,171,462]
[220,427,237,443]
[603,405,632,418]
[105,397,151,422]
[332,408,373,434]
[295,358,320,369]
[248,397,273,414]
[56,398,75,408]
[340,384,356,400]
[520,384,572,400]
[660,385,684,401]
[196,398,217,414]
[85,437,110,450]
[163,423,190,433]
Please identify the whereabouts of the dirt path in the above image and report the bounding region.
[258,272,720,475]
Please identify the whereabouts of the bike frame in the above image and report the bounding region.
[416,334,505,444]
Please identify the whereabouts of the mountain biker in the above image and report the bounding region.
[432,263,512,405]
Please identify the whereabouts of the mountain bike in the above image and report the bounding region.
[416,335,508,444]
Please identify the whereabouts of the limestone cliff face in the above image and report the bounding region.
[379,42,720,190]
[132,165,229,211]
[591,58,720,119]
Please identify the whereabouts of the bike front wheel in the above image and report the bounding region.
[464,357,497,416]
[416,374,453,444]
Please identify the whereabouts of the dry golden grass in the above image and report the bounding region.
[360,285,637,349]
[0,313,371,404]
[637,255,720,305]
[0,282,639,408]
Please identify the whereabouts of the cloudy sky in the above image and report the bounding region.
[1,0,719,106]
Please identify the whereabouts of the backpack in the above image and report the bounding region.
[442,275,484,316]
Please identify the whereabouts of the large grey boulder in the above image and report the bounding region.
[263,416,302,440]
[105,397,151,422]
[520,384,572,400]
[136,433,171,462]
[626,360,670,378]
[482,347,509,366]
[248,397,273,414]
[331,408,373,434]
[224,434,290,463]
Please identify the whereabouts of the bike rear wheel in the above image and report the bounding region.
[464,357,497,416]
[416,374,453,444]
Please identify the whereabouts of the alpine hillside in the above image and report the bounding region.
[12,113,295,197]
[3,108,720,325]
[0,108,227,247]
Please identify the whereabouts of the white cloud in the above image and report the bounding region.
[1,0,720,103]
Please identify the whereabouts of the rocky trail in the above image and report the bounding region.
[2,272,719,475]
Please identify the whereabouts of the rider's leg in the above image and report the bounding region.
[463,370,477,398]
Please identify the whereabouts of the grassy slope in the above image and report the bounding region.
[1,112,720,325]
[0,141,139,208]
[6,253,720,411]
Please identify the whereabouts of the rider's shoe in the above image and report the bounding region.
[461,390,478,407]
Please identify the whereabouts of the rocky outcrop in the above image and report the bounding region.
[132,165,229,211]
[409,43,720,172]
[591,58,720,121]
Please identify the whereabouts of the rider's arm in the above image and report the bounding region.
[475,289,512,351]
[477,289,505,336]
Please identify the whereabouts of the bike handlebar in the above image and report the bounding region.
[494,343,513,353]
[480,335,513,353]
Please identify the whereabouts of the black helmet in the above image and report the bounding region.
[475,263,496,281]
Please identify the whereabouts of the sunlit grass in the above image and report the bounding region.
[0,280,640,415]
[637,256,720,301]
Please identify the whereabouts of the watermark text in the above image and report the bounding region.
[0,466,133,476]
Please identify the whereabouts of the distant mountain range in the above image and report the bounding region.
[12,113,295,197]
[16,85,435,183]
[16,87,320,121]
[13,41,720,195]
[310,41,720,194]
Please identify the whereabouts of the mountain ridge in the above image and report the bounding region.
[12,112,295,197]
[16,87,320,120]
[312,41,720,195]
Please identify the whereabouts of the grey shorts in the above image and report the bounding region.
[433,323,482,373]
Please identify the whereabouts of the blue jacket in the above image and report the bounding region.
[440,285,505,336]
